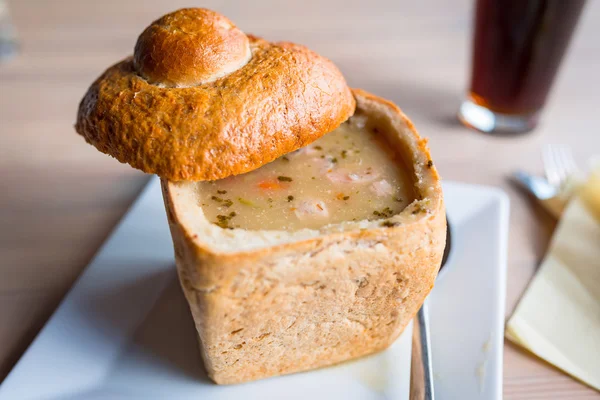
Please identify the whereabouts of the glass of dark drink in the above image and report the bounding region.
[458,0,586,134]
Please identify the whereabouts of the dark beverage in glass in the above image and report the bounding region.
[458,0,586,134]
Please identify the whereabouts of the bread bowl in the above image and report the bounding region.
[75,7,445,385]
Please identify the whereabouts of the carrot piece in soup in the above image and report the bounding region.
[258,180,283,190]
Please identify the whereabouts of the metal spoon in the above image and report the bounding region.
[411,220,452,400]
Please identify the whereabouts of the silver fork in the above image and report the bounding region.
[542,144,580,190]
[513,145,580,219]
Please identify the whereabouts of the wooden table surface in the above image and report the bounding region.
[1,0,599,397]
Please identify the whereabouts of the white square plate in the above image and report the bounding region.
[0,178,508,400]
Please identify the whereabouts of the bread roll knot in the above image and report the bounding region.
[133,8,251,87]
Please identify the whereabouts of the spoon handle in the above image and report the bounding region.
[411,300,435,400]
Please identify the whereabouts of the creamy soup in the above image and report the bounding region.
[196,122,415,231]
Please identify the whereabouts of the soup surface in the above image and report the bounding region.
[196,121,414,231]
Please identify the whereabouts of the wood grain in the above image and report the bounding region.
[1,0,599,397]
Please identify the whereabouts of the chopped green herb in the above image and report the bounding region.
[215,220,229,229]
[381,221,400,228]
[214,211,237,229]
[373,207,395,219]
[222,199,233,207]
[267,198,273,203]
[287,195,294,202]
[238,197,256,207]
[312,177,316,180]
[411,205,428,215]
[427,160,433,168]
[217,190,227,194]
[211,196,223,202]
[331,157,338,163]
[282,156,290,162]
[320,155,325,159]
[341,150,348,159]
[343,196,350,200]
[314,146,323,150]
[277,176,293,182]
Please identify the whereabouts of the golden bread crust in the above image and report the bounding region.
[134,8,251,87]
[75,9,355,181]
[162,90,445,384]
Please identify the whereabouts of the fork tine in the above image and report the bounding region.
[542,144,561,187]
[558,145,579,178]
[542,144,579,190]
[554,145,570,187]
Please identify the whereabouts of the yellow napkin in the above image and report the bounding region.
[506,171,600,391]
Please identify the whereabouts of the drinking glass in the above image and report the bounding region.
[458,0,587,134]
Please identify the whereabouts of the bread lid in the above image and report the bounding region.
[75,8,355,181]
